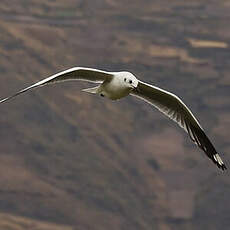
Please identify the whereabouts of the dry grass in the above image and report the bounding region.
[188,38,228,48]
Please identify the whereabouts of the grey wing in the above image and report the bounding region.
[0,67,113,104]
[131,80,226,170]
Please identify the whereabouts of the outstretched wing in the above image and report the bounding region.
[0,67,113,104]
[131,80,226,170]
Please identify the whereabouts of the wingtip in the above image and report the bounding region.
[213,154,227,171]
[217,163,227,171]
[0,97,10,104]
[220,163,227,171]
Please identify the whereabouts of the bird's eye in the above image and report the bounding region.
[124,78,127,82]
[129,80,132,84]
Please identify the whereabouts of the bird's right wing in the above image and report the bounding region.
[0,67,113,104]
[131,80,226,170]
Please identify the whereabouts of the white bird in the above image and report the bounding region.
[0,67,226,170]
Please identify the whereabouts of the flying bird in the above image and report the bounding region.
[0,67,226,170]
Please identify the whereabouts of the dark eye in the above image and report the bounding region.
[129,80,132,84]
[124,78,127,82]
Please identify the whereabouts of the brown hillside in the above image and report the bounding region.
[0,0,229,229]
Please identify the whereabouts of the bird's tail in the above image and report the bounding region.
[82,86,100,94]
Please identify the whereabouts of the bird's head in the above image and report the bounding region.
[120,71,138,90]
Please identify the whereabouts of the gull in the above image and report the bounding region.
[0,67,226,170]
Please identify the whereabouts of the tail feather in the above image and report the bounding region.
[82,86,100,94]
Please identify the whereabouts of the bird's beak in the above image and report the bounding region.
[133,86,140,93]
[129,86,139,93]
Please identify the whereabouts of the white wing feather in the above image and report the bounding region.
[131,80,226,170]
[0,67,113,104]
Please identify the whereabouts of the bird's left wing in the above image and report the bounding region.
[0,67,113,104]
[131,80,226,170]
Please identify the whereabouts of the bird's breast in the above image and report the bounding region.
[101,80,131,100]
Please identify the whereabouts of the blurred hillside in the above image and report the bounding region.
[0,0,229,229]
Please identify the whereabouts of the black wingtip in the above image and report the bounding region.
[187,124,227,171]
[212,156,227,171]
[219,163,227,171]
[212,153,227,171]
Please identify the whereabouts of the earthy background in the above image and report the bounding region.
[0,0,229,229]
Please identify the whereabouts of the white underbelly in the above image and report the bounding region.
[101,81,131,100]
